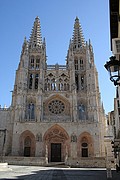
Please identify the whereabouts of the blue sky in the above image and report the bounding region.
[0,0,115,113]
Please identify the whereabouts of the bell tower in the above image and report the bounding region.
[66,17,102,122]
[11,17,47,123]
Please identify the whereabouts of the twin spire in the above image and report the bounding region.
[22,16,85,53]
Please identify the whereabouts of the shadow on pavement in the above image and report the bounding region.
[0,169,120,180]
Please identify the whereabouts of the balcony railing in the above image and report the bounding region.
[47,64,67,70]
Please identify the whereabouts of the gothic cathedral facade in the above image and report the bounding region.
[0,17,107,166]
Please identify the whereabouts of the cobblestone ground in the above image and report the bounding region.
[0,166,120,180]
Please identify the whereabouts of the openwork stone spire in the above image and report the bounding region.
[72,17,85,48]
[29,16,42,48]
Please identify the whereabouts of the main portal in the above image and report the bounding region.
[51,143,61,162]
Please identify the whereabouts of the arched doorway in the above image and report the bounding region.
[24,136,31,157]
[19,130,36,157]
[51,143,61,162]
[43,125,69,162]
[77,132,94,157]
[81,142,88,157]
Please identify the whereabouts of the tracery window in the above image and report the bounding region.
[45,73,69,91]
[78,104,86,120]
[25,102,35,120]
[75,74,79,90]
[29,74,33,89]
[35,74,39,89]
[36,58,40,69]
[80,58,84,69]
[81,76,84,89]
[48,100,65,114]
[74,58,78,70]
[30,57,34,69]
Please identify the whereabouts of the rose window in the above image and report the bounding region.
[48,100,65,114]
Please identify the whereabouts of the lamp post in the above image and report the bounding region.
[104,56,120,86]
[111,140,120,172]
[104,56,120,172]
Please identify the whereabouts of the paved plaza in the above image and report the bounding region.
[0,165,120,180]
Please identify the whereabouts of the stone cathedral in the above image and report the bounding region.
[0,17,108,167]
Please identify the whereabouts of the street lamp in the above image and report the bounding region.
[104,56,120,86]
[104,56,120,173]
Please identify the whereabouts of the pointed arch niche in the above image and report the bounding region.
[43,124,69,162]
[19,130,36,157]
[77,132,94,157]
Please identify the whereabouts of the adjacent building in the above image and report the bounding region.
[108,0,120,170]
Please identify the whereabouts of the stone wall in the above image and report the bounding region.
[67,157,106,168]
[4,156,46,166]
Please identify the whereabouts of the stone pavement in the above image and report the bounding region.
[0,165,120,179]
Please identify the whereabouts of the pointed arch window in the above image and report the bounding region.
[80,58,84,69]
[25,102,35,121]
[28,103,35,120]
[29,74,33,89]
[30,57,34,69]
[45,74,69,91]
[75,58,78,70]
[78,104,86,120]
[36,58,40,69]
[81,75,84,89]
[35,74,39,89]
[75,74,79,90]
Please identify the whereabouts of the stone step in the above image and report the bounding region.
[46,162,70,168]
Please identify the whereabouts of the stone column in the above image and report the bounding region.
[71,134,77,158]
[45,144,48,164]
[65,145,68,163]
[35,133,43,156]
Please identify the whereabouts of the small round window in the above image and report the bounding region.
[48,100,65,114]
[82,143,88,147]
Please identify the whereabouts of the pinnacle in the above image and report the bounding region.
[29,16,42,48]
[72,17,85,48]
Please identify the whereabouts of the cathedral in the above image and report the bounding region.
[0,16,109,167]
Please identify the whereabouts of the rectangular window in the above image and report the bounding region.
[116,40,120,53]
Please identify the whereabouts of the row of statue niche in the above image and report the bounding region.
[36,133,42,142]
